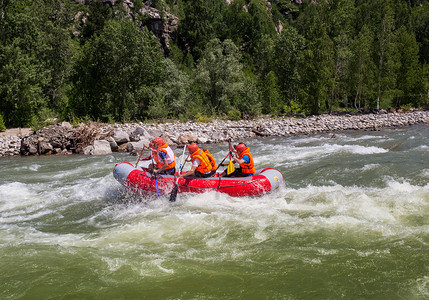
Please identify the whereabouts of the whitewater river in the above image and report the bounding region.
[1,125,428,299]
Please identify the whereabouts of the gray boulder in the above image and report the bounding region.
[127,140,145,153]
[178,133,198,144]
[146,128,163,139]
[106,136,118,152]
[38,141,53,155]
[92,140,112,155]
[113,130,130,144]
[83,145,94,155]
[129,126,150,142]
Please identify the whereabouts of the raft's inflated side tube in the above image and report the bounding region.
[113,162,134,185]
[257,168,284,191]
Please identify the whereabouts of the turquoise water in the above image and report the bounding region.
[1,125,428,299]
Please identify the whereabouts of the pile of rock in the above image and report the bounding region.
[1,110,428,158]
[0,136,21,156]
[104,110,429,147]
[20,122,76,156]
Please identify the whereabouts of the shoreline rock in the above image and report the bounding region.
[1,110,428,158]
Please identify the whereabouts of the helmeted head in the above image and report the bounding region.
[235,143,247,154]
[153,137,163,146]
[187,143,199,154]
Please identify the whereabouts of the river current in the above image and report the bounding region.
[1,125,428,299]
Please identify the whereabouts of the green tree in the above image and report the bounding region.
[0,0,52,126]
[394,27,425,107]
[412,1,429,64]
[41,25,77,114]
[411,1,429,107]
[195,39,259,116]
[272,26,305,104]
[33,0,81,115]
[71,19,165,122]
[246,0,277,55]
[223,0,252,48]
[80,0,114,42]
[348,25,376,110]
[156,58,193,118]
[296,1,335,114]
[326,0,356,113]
[359,0,399,109]
[0,113,6,131]
[260,71,282,114]
[374,1,398,110]
[0,43,48,126]
[178,0,226,61]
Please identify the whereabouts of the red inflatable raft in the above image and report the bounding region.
[113,162,284,197]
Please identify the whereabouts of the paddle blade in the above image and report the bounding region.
[227,160,235,175]
[169,185,178,202]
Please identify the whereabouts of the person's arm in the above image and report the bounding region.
[154,158,168,173]
[140,155,151,161]
[179,165,197,177]
[153,151,168,173]
[179,158,199,177]
[233,154,249,165]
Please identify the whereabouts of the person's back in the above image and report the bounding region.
[203,148,217,176]
[179,144,213,178]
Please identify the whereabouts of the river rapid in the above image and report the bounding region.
[1,125,428,299]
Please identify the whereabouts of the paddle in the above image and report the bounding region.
[135,145,146,167]
[151,150,160,197]
[214,151,231,172]
[227,139,235,175]
[169,144,188,202]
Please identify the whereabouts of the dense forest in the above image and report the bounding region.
[1,0,429,128]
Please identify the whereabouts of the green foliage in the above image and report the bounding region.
[0,42,49,127]
[159,59,192,115]
[195,39,246,114]
[273,26,305,101]
[0,114,6,131]
[195,112,214,123]
[283,100,304,116]
[80,0,114,42]
[296,2,335,114]
[178,0,227,61]
[71,19,165,122]
[412,1,429,63]
[394,27,424,107]
[348,25,376,109]
[227,108,241,121]
[147,87,170,120]
[29,107,58,131]
[133,0,143,12]
[260,71,282,114]
[0,0,428,126]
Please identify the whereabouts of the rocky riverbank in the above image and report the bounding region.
[1,110,428,157]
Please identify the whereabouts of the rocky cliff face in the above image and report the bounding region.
[73,0,178,53]
[74,0,303,53]
[135,5,178,51]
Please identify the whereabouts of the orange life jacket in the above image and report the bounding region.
[190,148,212,173]
[238,147,255,174]
[203,149,217,170]
[156,143,176,169]
[152,150,160,164]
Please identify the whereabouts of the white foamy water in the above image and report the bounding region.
[0,124,428,299]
